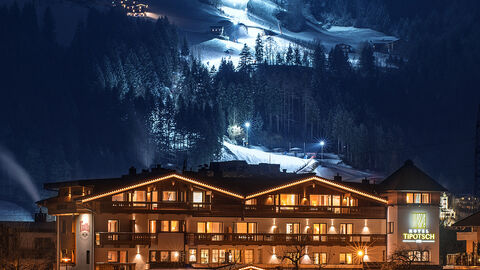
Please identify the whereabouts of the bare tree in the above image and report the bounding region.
[382,247,430,270]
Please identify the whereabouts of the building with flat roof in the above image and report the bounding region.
[38,160,444,270]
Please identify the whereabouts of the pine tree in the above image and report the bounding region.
[294,46,301,66]
[181,36,190,57]
[359,43,375,75]
[276,52,284,65]
[254,33,264,64]
[285,44,293,65]
[239,43,253,71]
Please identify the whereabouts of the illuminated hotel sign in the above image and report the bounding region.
[402,212,435,243]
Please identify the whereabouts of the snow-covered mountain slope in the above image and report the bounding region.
[147,0,398,67]
[221,141,382,182]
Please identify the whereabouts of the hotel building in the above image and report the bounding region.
[38,160,445,270]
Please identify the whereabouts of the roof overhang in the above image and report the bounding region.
[80,174,244,203]
[245,176,388,204]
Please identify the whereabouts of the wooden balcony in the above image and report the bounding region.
[96,262,136,270]
[187,233,386,246]
[98,201,212,213]
[97,201,385,218]
[97,232,157,246]
[243,205,386,218]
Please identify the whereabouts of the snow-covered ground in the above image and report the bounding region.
[147,0,398,67]
[221,141,382,181]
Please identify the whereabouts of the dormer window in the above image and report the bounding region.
[406,192,430,204]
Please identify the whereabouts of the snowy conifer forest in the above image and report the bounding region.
[0,0,479,195]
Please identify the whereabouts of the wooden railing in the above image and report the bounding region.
[99,201,212,212]
[98,201,385,218]
[187,233,386,246]
[97,232,157,246]
[96,262,136,270]
[446,253,480,266]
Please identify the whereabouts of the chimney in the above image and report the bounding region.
[129,166,136,175]
[334,173,342,182]
[34,208,47,223]
[362,178,369,185]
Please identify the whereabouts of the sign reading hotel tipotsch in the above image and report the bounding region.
[402,212,435,243]
[80,215,90,240]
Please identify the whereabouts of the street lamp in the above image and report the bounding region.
[319,140,325,160]
[244,122,251,147]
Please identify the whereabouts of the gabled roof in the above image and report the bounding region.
[80,174,245,202]
[78,173,387,204]
[378,160,447,192]
[453,211,480,227]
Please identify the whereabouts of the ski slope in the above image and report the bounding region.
[222,141,380,181]
[146,0,398,67]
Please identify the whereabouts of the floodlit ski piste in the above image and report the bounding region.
[221,141,380,182]
[146,0,398,67]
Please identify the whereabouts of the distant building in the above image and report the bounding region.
[210,26,224,36]
[0,211,56,269]
[445,211,480,269]
[454,195,480,221]
[440,193,456,226]
[371,40,397,54]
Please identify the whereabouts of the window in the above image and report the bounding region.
[108,220,119,232]
[332,195,341,213]
[340,223,353,234]
[408,250,430,262]
[133,190,146,206]
[160,251,169,262]
[245,199,256,205]
[112,193,124,201]
[280,194,297,205]
[119,251,127,263]
[200,249,209,264]
[197,222,222,233]
[406,193,431,204]
[149,220,157,233]
[313,223,327,234]
[245,249,254,264]
[388,222,394,234]
[236,222,256,233]
[107,251,118,262]
[171,251,180,262]
[163,191,176,201]
[212,249,219,263]
[340,253,352,264]
[193,191,204,203]
[170,220,180,232]
[189,249,197,263]
[150,251,157,262]
[310,195,331,206]
[286,223,300,234]
[161,220,170,232]
[313,253,327,264]
[219,249,226,263]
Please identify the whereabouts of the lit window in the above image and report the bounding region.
[406,193,414,203]
[189,249,197,262]
[219,250,226,263]
[197,222,222,233]
[422,193,430,204]
[414,193,422,204]
[286,223,300,234]
[280,194,297,205]
[245,199,256,205]
[245,249,254,264]
[170,220,179,232]
[112,193,124,201]
[193,191,203,203]
[171,251,180,262]
[200,249,209,264]
[340,253,352,264]
[119,251,127,263]
[150,251,157,262]
[108,220,118,233]
[133,190,146,201]
[212,249,219,263]
[309,195,331,206]
[161,220,170,232]
[162,191,176,201]
[149,220,157,233]
[160,251,169,262]
[236,222,247,233]
[313,253,327,264]
[107,251,118,262]
[340,223,353,234]
[197,222,206,233]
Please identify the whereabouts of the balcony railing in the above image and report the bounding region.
[97,232,157,246]
[97,201,385,218]
[446,253,480,266]
[98,201,212,212]
[187,233,386,246]
[96,262,136,270]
